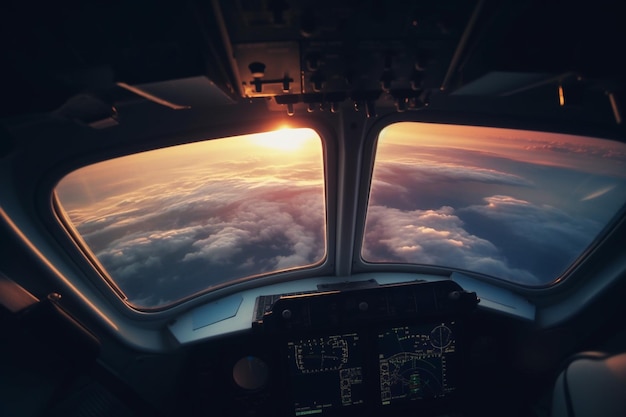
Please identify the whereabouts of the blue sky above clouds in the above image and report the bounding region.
[363,123,626,284]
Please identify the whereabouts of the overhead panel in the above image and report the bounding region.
[216,0,477,113]
[235,41,302,97]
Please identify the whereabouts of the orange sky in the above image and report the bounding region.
[56,128,325,218]
[378,122,626,177]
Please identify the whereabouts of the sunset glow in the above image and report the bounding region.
[54,121,626,308]
[247,128,319,152]
[56,128,326,309]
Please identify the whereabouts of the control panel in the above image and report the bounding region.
[187,280,478,417]
[261,280,478,417]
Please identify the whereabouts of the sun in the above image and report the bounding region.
[248,128,318,152]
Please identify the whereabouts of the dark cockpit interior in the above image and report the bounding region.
[2,1,626,417]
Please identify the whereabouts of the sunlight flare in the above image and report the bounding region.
[247,128,318,152]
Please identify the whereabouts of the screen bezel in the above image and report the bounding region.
[280,314,466,417]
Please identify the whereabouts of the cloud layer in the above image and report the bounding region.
[363,203,539,284]
[82,181,326,308]
[363,193,601,284]
[362,139,621,284]
[57,126,626,307]
[59,142,327,308]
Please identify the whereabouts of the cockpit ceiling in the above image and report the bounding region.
[2,0,624,126]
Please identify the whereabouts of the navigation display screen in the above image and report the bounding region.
[287,333,364,416]
[378,322,457,405]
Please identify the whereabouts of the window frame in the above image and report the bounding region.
[49,120,338,314]
[351,115,626,295]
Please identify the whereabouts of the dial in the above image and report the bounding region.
[429,324,452,349]
[232,356,269,391]
[294,335,351,373]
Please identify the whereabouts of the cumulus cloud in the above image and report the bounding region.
[83,184,326,308]
[182,227,249,264]
[363,192,605,286]
[62,156,327,308]
[362,204,539,284]
[362,137,621,286]
[460,195,599,255]
[180,196,324,270]
[60,129,625,307]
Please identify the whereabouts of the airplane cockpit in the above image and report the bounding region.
[1,1,625,417]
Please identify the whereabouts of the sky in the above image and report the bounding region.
[362,122,626,285]
[56,128,327,308]
[56,123,626,308]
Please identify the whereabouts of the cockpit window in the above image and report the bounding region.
[363,122,626,286]
[56,128,326,309]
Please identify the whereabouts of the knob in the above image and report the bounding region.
[282,76,292,93]
[248,62,266,78]
[396,97,407,112]
[410,70,424,91]
[310,73,324,92]
[380,71,393,92]
[448,291,461,301]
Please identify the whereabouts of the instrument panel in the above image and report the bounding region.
[378,323,457,405]
[287,333,365,414]
[188,280,478,417]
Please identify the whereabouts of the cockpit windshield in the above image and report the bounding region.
[55,121,626,310]
[363,122,626,286]
[55,128,326,309]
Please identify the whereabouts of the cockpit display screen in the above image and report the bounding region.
[378,322,457,405]
[287,333,364,416]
